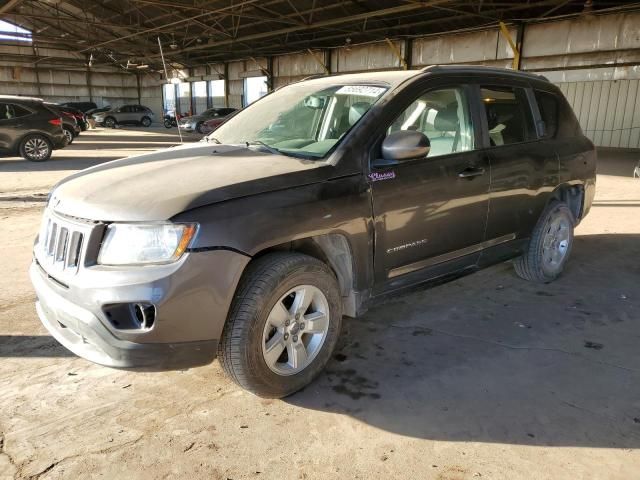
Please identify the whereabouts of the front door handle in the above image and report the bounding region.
[458,166,485,179]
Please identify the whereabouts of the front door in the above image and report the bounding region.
[370,85,489,288]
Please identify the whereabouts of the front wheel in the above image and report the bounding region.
[195,122,204,134]
[141,116,152,127]
[514,201,575,283]
[63,127,74,145]
[218,253,342,398]
[163,119,173,128]
[104,116,116,128]
[20,135,52,162]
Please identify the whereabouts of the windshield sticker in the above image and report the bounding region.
[369,171,396,182]
[336,85,386,97]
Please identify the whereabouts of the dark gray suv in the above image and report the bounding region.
[0,95,68,161]
[31,66,596,397]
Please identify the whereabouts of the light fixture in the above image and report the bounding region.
[170,77,181,84]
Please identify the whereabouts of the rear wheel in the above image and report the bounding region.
[20,135,52,162]
[141,116,152,127]
[218,253,342,398]
[514,201,575,283]
[104,116,116,128]
[163,118,173,128]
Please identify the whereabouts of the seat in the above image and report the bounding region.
[427,104,459,156]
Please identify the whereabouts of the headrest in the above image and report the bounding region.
[486,104,515,129]
[349,102,371,125]
[434,104,459,131]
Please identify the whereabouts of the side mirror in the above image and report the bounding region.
[376,130,430,167]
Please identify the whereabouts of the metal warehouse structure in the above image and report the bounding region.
[1,0,640,148]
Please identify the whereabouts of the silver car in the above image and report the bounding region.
[94,105,154,128]
[178,107,236,134]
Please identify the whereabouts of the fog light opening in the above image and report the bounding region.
[132,303,156,329]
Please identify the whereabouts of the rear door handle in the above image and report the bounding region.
[458,167,485,178]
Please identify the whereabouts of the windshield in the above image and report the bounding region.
[209,83,388,158]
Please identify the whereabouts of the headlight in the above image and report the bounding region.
[98,223,197,265]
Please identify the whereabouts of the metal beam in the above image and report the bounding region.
[149,1,456,58]
[0,0,24,15]
[80,0,263,52]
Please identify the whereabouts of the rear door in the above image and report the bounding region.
[369,82,490,288]
[476,81,557,243]
[0,103,31,151]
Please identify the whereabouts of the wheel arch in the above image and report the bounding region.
[250,233,360,317]
[549,183,585,222]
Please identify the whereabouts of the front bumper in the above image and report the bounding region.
[30,248,250,369]
[179,122,197,132]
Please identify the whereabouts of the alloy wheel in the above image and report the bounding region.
[24,138,50,161]
[261,285,330,376]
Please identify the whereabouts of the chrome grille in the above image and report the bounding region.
[39,213,86,272]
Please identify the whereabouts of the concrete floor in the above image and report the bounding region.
[1,129,639,479]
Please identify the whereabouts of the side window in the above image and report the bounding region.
[534,90,559,138]
[480,86,535,146]
[10,104,31,118]
[387,87,474,158]
[0,103,10,120]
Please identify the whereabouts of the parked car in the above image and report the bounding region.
[60,101,97,113]
[46,104,81,144]
[30,66,596,397]
[0,95,67,161]
[57,105,88,131]
[93,105,154,128]
[178,107,237,134]
[86,106,111,118]
[201,109,237,134]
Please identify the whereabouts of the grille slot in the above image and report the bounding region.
[40,213,87,273]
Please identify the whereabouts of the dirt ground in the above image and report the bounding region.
[1,129,639,480]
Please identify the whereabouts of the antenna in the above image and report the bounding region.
[158,36,182,144]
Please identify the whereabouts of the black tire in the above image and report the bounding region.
[195,122,204,134]
[514,201,575,283]
[104,116,117,128]
[164,119,173,128]
[19,134,52,162]
[63,127,74,145]
[141,116,152,127]
[218,253,342,398]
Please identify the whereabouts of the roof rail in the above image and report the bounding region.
[420,64,549,82]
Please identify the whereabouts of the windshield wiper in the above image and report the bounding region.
[245,140,281,155]
[206,136,221,144]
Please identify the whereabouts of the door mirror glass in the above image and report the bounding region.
[381,130,430,163]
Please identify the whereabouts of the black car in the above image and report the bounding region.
[31,66,596,397]
[60,101,97,113]
[0,95,68,161]
[58,106,88,131]
[46,104,81,144]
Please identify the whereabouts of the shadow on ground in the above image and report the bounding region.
[288,233,640,447]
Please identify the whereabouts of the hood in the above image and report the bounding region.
[50,142,332,221]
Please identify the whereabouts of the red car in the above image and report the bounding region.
[200,108,237,134]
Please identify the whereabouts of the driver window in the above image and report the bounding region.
[387,87,474,157]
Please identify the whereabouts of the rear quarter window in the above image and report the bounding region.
[534,90,559,138]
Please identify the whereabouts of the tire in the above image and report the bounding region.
[514,201,575,283]
[164,119,173,128]
[195,122,204,134]
[141,116,152,127]
[104,116,116,128]
[218,253,342,398]
[63,127,74,145]
[19,135,52,162]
